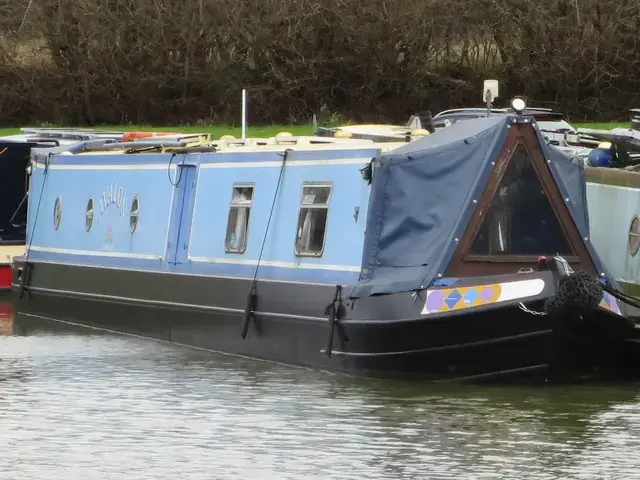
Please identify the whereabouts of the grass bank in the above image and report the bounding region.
[0,122,629,138]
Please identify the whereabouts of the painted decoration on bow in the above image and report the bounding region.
[421,278,545,315]
[599,291,621,316]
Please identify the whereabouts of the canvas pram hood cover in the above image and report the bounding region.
[346,114,613,299]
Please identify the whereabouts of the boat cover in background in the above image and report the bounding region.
[346,115,612,299]
[0,143,31,242]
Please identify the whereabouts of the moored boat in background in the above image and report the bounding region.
[10,97,640,383]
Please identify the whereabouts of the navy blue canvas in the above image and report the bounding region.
[346,115,612,299]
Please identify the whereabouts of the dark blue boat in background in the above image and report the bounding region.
[11,113,640,383]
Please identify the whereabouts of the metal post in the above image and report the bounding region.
[241,89,247,140]
[485,89,493,117]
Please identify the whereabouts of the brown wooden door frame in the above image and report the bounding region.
[445,122,597,277]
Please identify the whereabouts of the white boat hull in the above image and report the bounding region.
[586,168,640,297]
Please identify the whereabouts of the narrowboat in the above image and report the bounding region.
[10,106,640,383]
[578,111,640,306]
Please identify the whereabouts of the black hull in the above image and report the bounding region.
[11,261,640,383]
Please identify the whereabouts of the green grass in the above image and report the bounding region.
[0,125,312,138]
[0,122,630,138]
[574,122,628,130]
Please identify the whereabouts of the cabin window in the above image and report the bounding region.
[469,144,572,256]
[225,184,254,253]
[295,183,331,257]
[130,196,139,233]
[85,197,94,232]
[53,196,62,231]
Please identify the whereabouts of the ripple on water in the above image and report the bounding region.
[0,314,640,479]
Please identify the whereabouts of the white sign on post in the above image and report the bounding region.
[483,80,499,103]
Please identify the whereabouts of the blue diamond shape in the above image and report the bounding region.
[444,289,462,309]
[463,288,479,305]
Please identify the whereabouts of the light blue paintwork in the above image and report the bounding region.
[25,146,380,284]
[167,164,198,267]
[29,167,173,260]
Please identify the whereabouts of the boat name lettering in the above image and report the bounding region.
[100,182,126,216]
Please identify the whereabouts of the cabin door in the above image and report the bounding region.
[166,164,198,267]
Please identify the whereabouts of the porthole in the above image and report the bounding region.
[130,196,140,233]
[85,197,94,232]
[53,196,62,230]
[628,214,640,257]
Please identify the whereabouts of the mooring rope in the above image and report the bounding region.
[18,153,52,298]
[240,148,291,339]
[519,257,640,319]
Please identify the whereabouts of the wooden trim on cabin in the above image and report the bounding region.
[445,123,597,277]
[585,166,640,189]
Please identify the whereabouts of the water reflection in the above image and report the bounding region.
[0,300,13,335]
[0,309,639,479]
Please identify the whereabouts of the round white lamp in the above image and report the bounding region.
[510,96,527,114]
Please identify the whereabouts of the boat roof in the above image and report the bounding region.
[432,107,571,130]
[577,127,640,153]
[433,107,564,118]
[346,114,609,298]
[0,127,124,146]
[0,133,82,146]
[33,134,409,159]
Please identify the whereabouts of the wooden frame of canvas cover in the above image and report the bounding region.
[445,122,597,277]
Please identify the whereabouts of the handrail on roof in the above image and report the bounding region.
[21,127,124,135]
[434,107,559,118]
[19,127,124,142]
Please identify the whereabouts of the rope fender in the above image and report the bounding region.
[542,270,603,314]
[520,256,640,317]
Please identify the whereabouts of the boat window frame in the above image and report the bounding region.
[53,195,62,231]
[224,182,255,254]
[130,195,140,234]
[628,214,640,257]
[445,123,595,276]
[85,196,94,232]
[463,141,577,262]
[294,181,332,258]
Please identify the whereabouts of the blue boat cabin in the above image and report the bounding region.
[26,140,395,285]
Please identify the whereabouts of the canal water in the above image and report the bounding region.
[1,301,640,479]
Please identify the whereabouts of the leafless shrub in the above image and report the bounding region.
[0,0,637,126]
